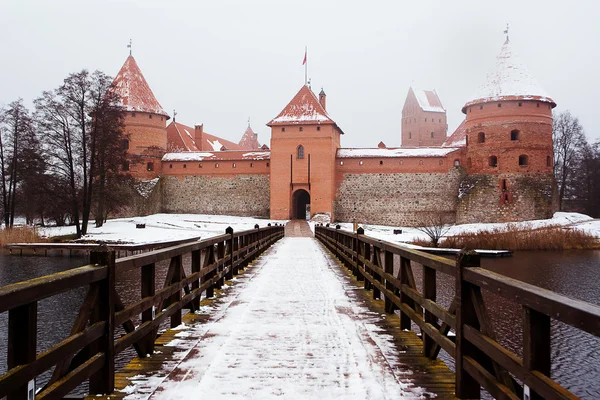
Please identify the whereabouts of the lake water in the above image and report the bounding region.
[0,249,599,398]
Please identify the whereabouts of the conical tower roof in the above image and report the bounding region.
[238,123,261,150]
[463,40,555,112]
[267,85,334,126]
[112,55,170,118]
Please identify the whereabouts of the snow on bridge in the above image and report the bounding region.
[118,236,431,399]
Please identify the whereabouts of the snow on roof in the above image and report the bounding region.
[413,88,445,113]
[268,85,334,125]
[337,147,460,158]
[238,125,261,150]
[464,40,555,111]
[208,139,223,151]
[111,55,169,118]
[442,119,467,148]
[163,150,271,162]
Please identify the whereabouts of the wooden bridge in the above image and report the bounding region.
[1,221,599,399]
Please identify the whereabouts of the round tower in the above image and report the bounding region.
[457,38,558,223]
[112,55,170,180]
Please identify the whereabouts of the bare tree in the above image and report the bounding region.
[0,99,35,227]
[415,212,452,247]
[553,110,587,210]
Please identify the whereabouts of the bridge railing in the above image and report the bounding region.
[0,224,284,400]
[315,224,600,400]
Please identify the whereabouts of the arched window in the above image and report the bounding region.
[454,159,460,167]
[519,155,529,166]
[488,155,498,167]
[511,130,520,141]
[122,139,129,150]
[478,132,485,143]
[147,162,154,171]
[297,145,304,159]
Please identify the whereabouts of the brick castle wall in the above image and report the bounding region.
[456,173,556,224]
[334,168,464,226]
[162,175,270,216]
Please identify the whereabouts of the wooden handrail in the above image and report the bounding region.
[0,225,285,400]
[315,224,600,400]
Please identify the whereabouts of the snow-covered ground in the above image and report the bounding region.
[121,238,429,399]
[326,212,600,248]
[36,214,287,245]
[30,212,600,246]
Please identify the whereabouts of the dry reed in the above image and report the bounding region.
[0,226,47,247]
[439,224,598,251]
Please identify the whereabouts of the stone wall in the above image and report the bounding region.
[334,168,464,226]
[162,174,270,216]
[112,178,163,218]
[456,173,557,224]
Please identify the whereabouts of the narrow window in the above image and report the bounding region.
[317,126,321,131]
[379,160,383,165]
[466,135,469,145]
[425,118,427,122]
[431,132,434,138]
[169,163,172,169]
[409,132,412,139]
[478,132,485,143]
[147,162,154,171]
[518,102,522,107]
[122,139,129,150]
[299,126,303,132]
[340,161,344,166]
[131,112,136,117]
[199,163,202,168]
[267,162,270,167]
[511,129,520,141]
[503,193,509,203]
[250,162,254,167]
[297,145,304,159]
[501,179,507,191]
[469,108,472,113]
[149,114,153,119]
[215,163,219,168]
[281,127,285,132]
[183,164,186,168]
[233,163,236,168]
[546,156,551,167]
[359,160,363,165]
[488,155,498,167]
[161,116,164,121]
[122,161,130,171]
[498,103,502,108]
[537,103,540,108]
[519,155,529,166]
[454,159,460,167]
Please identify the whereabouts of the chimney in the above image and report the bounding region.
[194,123,204,150]
[319,88,327,111]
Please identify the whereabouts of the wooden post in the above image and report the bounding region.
[372,246,382,300]
[455,251,481,399]
[225,227,234,280]
[141,262,156,355]
[523,307,551,400]
[191,250,201,309]
[7,302,37,400]
[363,242,371,288]
[423,265,437,358]
[170,255,183,328]
[217,240,225,289]
[399,256,412,330]
[356,228,364,282]
[204,246,216,298]
[384,250,395,314]
[232,235,240,275]
[89,249,115,395]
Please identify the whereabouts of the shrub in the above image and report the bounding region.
[0,226,47,247]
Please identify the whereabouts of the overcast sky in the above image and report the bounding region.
[2,0,599,148]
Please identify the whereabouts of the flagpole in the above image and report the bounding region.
[304,46,307,85]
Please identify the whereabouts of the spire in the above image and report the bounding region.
[238,122,261,150]
[112,55,170,118]
[462,37,555,112]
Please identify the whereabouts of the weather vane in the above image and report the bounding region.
[504,23,509,42]
[173,109,177,122]
[127,39,132,56]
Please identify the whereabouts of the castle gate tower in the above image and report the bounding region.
[112,55,170,179]
[267,86,343,220]
[457,37,557,223]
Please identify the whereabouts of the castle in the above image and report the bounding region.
[113,37,557,226]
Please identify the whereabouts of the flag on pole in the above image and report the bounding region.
[302,48,307,66]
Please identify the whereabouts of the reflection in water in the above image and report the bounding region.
[1,250,599,398]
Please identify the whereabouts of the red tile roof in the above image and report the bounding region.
[267,85,335,126]
[238,124,261,150]
[167,121,244,152]
[112,55,169,118]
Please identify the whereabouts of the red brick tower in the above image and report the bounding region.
[401,87,447,147]
[457,37,557,222]
[112,55,170,179]
[267,85,343,220]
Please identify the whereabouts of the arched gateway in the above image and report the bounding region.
[292,189,310,220]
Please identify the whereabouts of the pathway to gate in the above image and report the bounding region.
[111,222,453,399]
